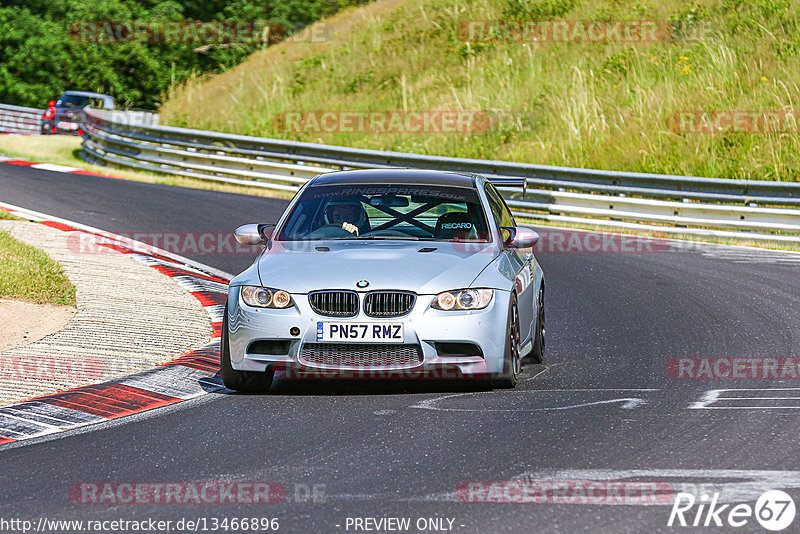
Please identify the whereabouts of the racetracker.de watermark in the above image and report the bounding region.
[669,110,800,134]
[275,366,475,380]
[531,230,669,254]
[667,357,800,379]
[0,355,105,382]
[68,20,333,44]
[69,482,287,504]
[457,20,672,43]
[65,230,673,256]
[456,480,675,504]
[273,110,493,134]
[66,232,261,256]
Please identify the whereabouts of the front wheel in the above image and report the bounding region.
[220,309,274,393]
[490,294,520,389]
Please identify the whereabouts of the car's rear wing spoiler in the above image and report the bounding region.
[487,177,527,195]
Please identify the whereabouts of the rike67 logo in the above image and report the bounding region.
[668,490,796,531]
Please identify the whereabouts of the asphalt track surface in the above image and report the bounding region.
[2,164,800,533]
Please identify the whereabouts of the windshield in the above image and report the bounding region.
[56,94,112,109]
[56,95,91,109]
[277,183,491,242]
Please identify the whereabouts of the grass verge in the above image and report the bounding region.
[0,210,23,221]
[0,230,76,306]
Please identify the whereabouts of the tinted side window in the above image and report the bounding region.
[484,183,515,229]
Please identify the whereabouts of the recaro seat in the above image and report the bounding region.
[434,211,478,241]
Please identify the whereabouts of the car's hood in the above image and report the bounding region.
[258,240,499,294]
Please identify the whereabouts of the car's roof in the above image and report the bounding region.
[60,91,113,99]
[309,169,481,188]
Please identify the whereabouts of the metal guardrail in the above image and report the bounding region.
[105,110,161,128]
[0,104,42,135]
[80,109,800,244]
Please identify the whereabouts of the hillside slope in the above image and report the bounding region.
[161,0,800,180]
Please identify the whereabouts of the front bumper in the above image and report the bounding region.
[42,120,81,135]
[227,286,511,378]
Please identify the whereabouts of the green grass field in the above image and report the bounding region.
[0,230,76,306]
[0,210,22,221]
[161,0,800,181]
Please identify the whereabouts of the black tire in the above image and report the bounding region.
[220,310,274,393]
[529,284,545,364]
[490,293,520,389]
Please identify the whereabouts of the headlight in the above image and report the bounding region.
[431,289,493,310]
[241,286,295,309]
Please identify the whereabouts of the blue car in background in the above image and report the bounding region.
[41,91,114,135]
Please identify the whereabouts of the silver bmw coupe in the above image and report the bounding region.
[223,169,545,391]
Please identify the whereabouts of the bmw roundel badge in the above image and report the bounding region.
[356,280,369,288]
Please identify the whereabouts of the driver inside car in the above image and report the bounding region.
[323,200,369,236]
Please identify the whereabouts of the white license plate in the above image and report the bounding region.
[317,322,403,343]
[56,121,79,130]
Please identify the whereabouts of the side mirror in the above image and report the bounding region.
[234,224,272,245]
[506,226,539,248]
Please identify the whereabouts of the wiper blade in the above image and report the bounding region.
[326,235,420,241]
[355,235,420,240]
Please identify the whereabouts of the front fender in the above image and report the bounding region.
[470,252,517,290]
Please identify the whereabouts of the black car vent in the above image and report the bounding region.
[308,290,359,317]
[364,291,416,318]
